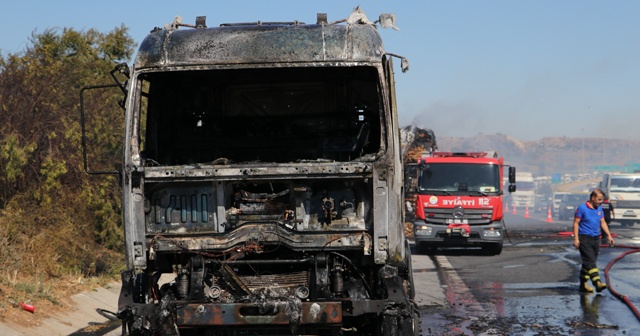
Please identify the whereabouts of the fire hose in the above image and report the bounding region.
[602,244,640,321]
[556,231,640,321]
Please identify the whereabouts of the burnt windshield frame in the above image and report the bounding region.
[137,66,384,165]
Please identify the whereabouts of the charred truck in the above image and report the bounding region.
[412,152,516,255]
[80,9,418,336]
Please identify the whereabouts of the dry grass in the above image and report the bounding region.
[0,207,123,327]
[0,270,119,327]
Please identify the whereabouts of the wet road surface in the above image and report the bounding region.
[416,211,640,335]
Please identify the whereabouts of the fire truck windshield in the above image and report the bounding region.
[418,163,500,194]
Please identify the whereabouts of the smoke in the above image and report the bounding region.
[401,93,639,142]
[407,100,492,139]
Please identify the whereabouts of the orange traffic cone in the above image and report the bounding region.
[512,203,517,215]
[524,205,530,218]
[546,206,553,223]
[505,202,509,212]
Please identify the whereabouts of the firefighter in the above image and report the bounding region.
[602,194,615,227]
[572,189,614,293]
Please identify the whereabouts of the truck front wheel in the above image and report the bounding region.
[380,307,421,336]
[483,243,503,255]
[416,242,436,255]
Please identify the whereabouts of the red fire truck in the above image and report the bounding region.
[412,152,516,255]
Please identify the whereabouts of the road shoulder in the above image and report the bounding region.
[0,282,120,336]
[411,250,448,308]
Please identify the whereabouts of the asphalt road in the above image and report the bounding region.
[415,211,640,335]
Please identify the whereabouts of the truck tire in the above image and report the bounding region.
[416,242,436,255]
[381,307,421,336]
[402,242,421,336]
[401,305,422,336]
[484,243,503,255]
[405,241,416,299]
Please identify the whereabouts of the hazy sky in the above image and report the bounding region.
[1,1,638,141]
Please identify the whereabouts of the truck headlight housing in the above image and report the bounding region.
[415,225,432,236]
[483,228,501,237]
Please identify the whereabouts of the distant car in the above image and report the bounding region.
[557,193,588,220]
[534,195,550,213]
[552,192,569,218]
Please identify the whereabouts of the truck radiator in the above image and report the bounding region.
[240,271,309,291]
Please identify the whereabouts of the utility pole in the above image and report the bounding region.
[581,129,585,174]
[582,138,585,173]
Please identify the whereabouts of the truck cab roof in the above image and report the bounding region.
[135,19,386,69]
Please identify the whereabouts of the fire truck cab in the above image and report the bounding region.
[412,152,515,255]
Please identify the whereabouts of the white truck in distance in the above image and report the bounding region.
[510,172,535,211]
[599,172,640,227]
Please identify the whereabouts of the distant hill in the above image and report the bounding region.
[436,134,640,176]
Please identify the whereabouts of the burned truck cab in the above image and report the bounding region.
[102,9,415,335]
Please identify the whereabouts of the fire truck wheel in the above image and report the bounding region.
[416,242,436,255]
[483,243,503,255]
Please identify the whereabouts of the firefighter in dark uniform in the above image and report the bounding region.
[572,189,614,293]
[602,194,615,226]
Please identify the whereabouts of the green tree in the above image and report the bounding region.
[0,25,135,299]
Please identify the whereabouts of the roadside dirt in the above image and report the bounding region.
[0,282,120,335]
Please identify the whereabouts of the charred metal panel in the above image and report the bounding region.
[347,299,385,316]
[135,29,165,67]
[123,174,147,269]
[373,165,391,264]
[143,162,371,180]
[136,24,385,69]
[145,178,372,237]
[175,302,342,326]
[145,183,219,233]
[150,227,371,253]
